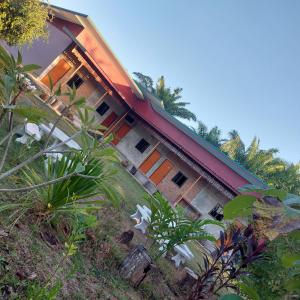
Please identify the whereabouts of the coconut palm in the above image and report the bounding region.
[191,120,222,147]
[134,72,196,121]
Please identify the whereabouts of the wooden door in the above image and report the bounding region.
[150,159,173,185]
[101,112,118,129]
[41,59,71,87]
[112,123,132,145]
[139,150,161,174]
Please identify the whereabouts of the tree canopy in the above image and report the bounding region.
[192,119,300,195]
[134,72,196,121]
[0,0,50,46]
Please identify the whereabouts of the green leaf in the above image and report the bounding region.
[285,277,300,291]
[238,283,259,300]
[263,189,287,201]
[21,64,41,72]
[281,253,300,268]
[17,50,22,65]
[14,105,48,123]
[223,195,256,220]
[219,294,244,300]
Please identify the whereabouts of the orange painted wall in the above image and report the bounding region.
[139,150,161,174]
[112,123,132,145]
[150,159,174,185]
[41,58,71,87]
[101,111,118,129]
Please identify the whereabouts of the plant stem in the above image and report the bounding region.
[0,125,23,146]
[0,131,81,181]
[0,129,13,172]
[43,105,70,149]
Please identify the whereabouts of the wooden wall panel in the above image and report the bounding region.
[41,58,71,87]
[139,150,161,174]
[150,159,173,185]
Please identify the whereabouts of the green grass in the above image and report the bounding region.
[0,97,208,299]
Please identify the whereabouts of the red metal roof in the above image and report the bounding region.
[53,10,265,193]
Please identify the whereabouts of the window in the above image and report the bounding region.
[67,73,84,89]
[125,114,135,124]
[172,171,187,187]
[96,102,110,116]
[209,204,224,221]
[135,138,150,153]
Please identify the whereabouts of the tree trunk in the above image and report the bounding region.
[119,245,152,287]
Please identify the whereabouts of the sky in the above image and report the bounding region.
[52,0,300,163]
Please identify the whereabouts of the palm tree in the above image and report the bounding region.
[268,162,300,195]
[221,132,286,183]
[134,72,196,121]
[191,120,222,147]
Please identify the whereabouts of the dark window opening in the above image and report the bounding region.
[125,114,135,124]
[135,138,150,153]
[96,102,110,116]
[67,74,84,89]
[209,204,224,221]
[172,171,187,187]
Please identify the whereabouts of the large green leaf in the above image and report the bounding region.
[285,277,300,291]
[223,195,256,220]
[238,283,259,300]
[20,64,41,73]
[281,253,300,268]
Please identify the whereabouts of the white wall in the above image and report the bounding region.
[116,122,158,167]
[191,182,228,238]
[91,95,126,123]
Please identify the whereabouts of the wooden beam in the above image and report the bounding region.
[94,91,109,108]
[61,63,83,87]
[104,110,129,137]
[174,175,202,206]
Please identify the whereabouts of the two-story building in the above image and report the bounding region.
[4,5,266,236]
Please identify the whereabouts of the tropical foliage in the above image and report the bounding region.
[244,231,300,300]
[189,225,265,300]
[134,72,196,121]
[191,120,222,147]
[222,187,300,299]
[145,192,222,257]
[192,119,300,195]
[0,0,50,46]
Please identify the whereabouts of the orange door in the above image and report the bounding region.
[112,123,132,145]
[139,150,161,174]
[150,159,174,185]
[101,112,118,129]
[41,59,71,87]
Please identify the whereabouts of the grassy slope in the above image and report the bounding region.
[0,123,186,299]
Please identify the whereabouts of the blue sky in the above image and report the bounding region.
[52,0,300,163]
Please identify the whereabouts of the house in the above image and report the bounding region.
[4,5,266,235]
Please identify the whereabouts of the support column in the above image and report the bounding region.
[94,91,109,108]
[174,175,202,206]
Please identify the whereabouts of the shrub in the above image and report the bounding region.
[21,152,120,220]
[145,192,223,257]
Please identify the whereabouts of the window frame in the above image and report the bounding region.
[135,138,150,153]
[208,204,224,221]
[67,73,84,89]
[172,171,188,187]
[96,101,110,116]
